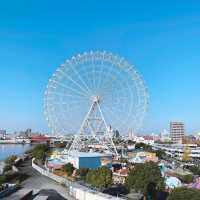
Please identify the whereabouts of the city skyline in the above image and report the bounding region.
[0,1,200,134]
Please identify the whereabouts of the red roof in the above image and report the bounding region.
[31,135,50,142]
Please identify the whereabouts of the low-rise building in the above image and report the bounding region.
[60,151,112,169]
[113,168,128,184]
[153,143,200,160]
[129,151,158,164]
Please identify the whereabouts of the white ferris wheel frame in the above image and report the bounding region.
[44,51,149,157]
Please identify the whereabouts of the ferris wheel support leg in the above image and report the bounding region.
[67,101,96,155]
[66,96,119,158]
[97,103,119,158]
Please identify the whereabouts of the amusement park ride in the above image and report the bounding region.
[44,51,148,158]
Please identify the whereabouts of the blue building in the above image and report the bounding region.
[67,152,112,169]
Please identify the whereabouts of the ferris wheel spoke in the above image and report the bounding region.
[96,55,105,92]
[45,100,85,110]
[101,84,129,100]
[69,63,93,95]
[100,72,122,98]
[103,101,129,118]
[57,69,91,96]
[49,79,89,98]
[102,78,132,102]
[92,58,96,92]
[47,87,90,100]
[98,59,115,88]
[46,94,87,104]
[102,106,123,128]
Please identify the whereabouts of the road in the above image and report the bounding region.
[18,160,74,200]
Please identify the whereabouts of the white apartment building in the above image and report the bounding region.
[170,122,185,144]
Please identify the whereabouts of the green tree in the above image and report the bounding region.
[86,170,98,187]
[76,168,89,180]
[127,140,136,145]
[32,144,49,163]
[3,164,12,173]
[5,155,17,166]
[33,149,46,160]
[135,143,152,151]
[180,174,194,184]
[182,147,191,162]
[64,163,74,176]
[3,155,18,173]
[167,188,200,200]
[0,175,6,185]
[125,162,165,198]
[98,166,112,188]
[188,165,200,175]
[86,166,112,189]
[155,149,166,160]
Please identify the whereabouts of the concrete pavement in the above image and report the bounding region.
[18,160,74,200]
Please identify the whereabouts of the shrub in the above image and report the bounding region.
[86,166,112,189]
[5,155,17,166]
[180,174,194,184]
[4,171,28,183]
[0,175,6,185]
[3,164,12,173]
[64,163,74,176]
[155,149,166,160]
[76,168,89,180]
[167,187,200,200]
[125,162,165,199]
[4,171,20,182]
[188,165,200,175]
[32,144,49,162]
[135,143,152,151]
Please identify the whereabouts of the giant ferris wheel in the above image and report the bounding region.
[44,51,149,156]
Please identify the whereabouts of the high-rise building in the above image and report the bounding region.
[170,122,185,144]
[25,128,32,136]
[0,129,6,139]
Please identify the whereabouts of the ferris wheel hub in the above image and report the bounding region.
[92,95,101,103]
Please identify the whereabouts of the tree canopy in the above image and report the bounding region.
[5,155,17,166]
[188,165,200,176]
[86,166,112,189]
[32,144,49,161]
[179,174,194,184]
[125,162,165,197]
[167,188,200,200]
[76,168,89,180]
[182,147,191,162]
[64,163,74,176]
[155,149,166,160]
[135,143,152,151]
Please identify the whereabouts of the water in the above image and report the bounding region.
[0,144,32,174]
[0,144,31,161]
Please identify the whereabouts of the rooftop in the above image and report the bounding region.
[69,151,112,158]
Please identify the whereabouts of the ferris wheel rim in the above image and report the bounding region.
[44,50,149,135]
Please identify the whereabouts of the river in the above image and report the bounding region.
[0,144,32,161]
[0,144,32,174]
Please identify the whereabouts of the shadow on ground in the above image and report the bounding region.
[34,189,67,200]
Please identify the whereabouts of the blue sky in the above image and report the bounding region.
[0,0,200,134]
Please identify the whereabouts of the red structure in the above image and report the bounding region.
[30,135,50,143]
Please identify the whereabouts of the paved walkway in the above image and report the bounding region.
[18,160,74,200]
